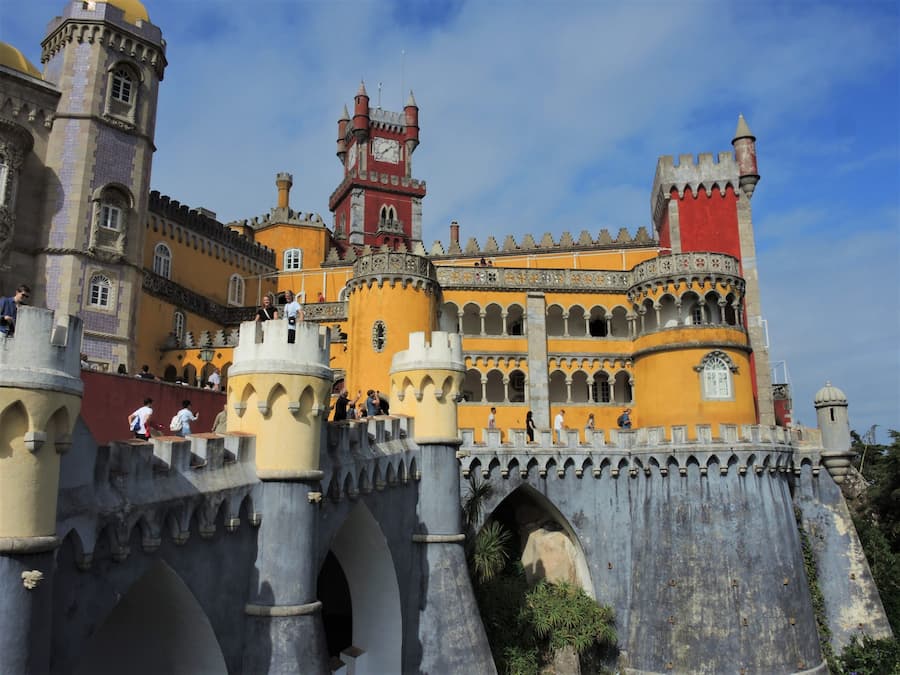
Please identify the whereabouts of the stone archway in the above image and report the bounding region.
[321,502,402,674]
[74,560,226,674]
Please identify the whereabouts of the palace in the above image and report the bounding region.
[0,2,890,674]
[1,0,783,440]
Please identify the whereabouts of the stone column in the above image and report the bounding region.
[229,320,333,673]
[525,292,550,428]
[0,308,82,674]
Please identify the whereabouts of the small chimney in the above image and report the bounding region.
[450,220,459,245]
[276,172,293,209]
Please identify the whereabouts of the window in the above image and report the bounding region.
[153,243,172,278]
[691,305,704,325]
[696,351,736,400]
[89,275,111,308]
[100,204,122,231]
[173,311,185,343]
[228,274,244,306]
[284,248,302,271]
[111,69,133,103]
[372,320,387,352]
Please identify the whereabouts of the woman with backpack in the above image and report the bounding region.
[170,400,199,437]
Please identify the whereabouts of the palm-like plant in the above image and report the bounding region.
[471,520,512,584]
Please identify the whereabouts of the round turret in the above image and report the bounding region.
[336,104,349,160]
[732,114,760,198]
[815,380,852,457]
[345,251,440,398]
[404,90,420,150]
[275,172,293,209]
[227,320,332,479]
[352,81,370,142]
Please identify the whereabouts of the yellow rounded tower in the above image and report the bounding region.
[346,251,440,397]
[0,307,83,673]
[226,319,332,479]
[389,331,465,444]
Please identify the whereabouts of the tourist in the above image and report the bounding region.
[172,400,199,437]
[137,365,156,380]
[0,284,30,337]
[283,290,303,343]
[526,410,536,443]
[256,294,278,322]
[212,402,227,434]
[208,367,221,390]
[488,407,496,429]
[127,398,154,441]
[617,408,632,429]
[116,364,128,375]
[554,409,566,444]
[376,390,390,415]
[365,390,380,417]
[333,389,361,422]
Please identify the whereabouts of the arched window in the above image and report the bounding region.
[173,311,185,343]
[153,243,172,278]
[696,351,736,400]
[111,69,133,103]
[372,320,387,352]
[228,274,244,306]
[284,248,302,271]
[89,274,112,308]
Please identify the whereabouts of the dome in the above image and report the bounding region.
[105,0,150,24]
[814,381,848,407]
[0,42,42,80]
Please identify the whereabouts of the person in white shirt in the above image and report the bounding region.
[175,400,199,437]
[283,290,303,344]
[127,398,154,440]
[488,407,496,429]
[554,409,566,444]
[207,367,221,391]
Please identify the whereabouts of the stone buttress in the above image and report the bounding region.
[0,307,83,673]
[228,319,332,673]
[390,331,496,674]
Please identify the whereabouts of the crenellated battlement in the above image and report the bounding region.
[348,251,439,293]
[391,331,464,374]
[229,320,331,379]
[229,208,325,231]
[429,226,655,258]
[0,306,83,396]
[651,151,740,226]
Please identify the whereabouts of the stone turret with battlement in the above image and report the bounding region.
[0,307,84,674]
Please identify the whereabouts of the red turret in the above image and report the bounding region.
[336,104,349,161]
[732,114,760,198]
[353,81,370,142]
[404,90,419,150]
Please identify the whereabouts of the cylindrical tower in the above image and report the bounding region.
[0,307,83,673]
[345,251,440,398]
[732,114,760,198]
[336,104,349,161]
[814,381,855,484]
[275,172,292,210]
[352,80,370,142]
[228,319,333,673]
[389,331,496,673]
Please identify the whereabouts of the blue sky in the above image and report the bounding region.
[4,0,899,441]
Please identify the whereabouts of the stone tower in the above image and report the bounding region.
[227,318,333,673]
[329,83,425,249]
[0,307,83,673]
[389,331,496,674]
[650,116,774,425]
[37,0,166,367]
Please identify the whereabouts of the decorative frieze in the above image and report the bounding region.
[436,266,631,292]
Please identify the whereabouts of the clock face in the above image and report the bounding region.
[372,137,400,163]
[347,143,357,171]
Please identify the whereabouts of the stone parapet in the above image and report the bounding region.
[651,152,739,226]
[391,331,463,373]
[437,265,631,292]
[229,321,331,379]
[349,251,438,292]
[629,251,743,295]
[56,433,258,567]
[0,306,83,396]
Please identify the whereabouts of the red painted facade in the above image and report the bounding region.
[672,186,742,261]
[80,370,226,446]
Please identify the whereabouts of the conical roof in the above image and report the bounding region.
[814,381,848,407]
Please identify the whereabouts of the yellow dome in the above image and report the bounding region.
[105,0,150,24]
[0,42,42,80]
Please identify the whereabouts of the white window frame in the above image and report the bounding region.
[153,242,172,278]
[100,203,122,231]
[284,248,302,271]
[228,274,245,306]
[111,69,133,103]
[89,274,112,308]
[696,351,737,401]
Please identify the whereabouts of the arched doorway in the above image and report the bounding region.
[319,503,402,673]
[75,560,226,674]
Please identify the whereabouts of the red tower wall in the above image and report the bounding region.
[673,186,741,261]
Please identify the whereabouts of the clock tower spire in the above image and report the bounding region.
[329,83,426,250]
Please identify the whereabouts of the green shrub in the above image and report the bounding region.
[838,634,900,675]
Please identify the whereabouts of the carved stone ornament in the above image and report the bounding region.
[21,570,44,590]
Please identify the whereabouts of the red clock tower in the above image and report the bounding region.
[329,82,426,250]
